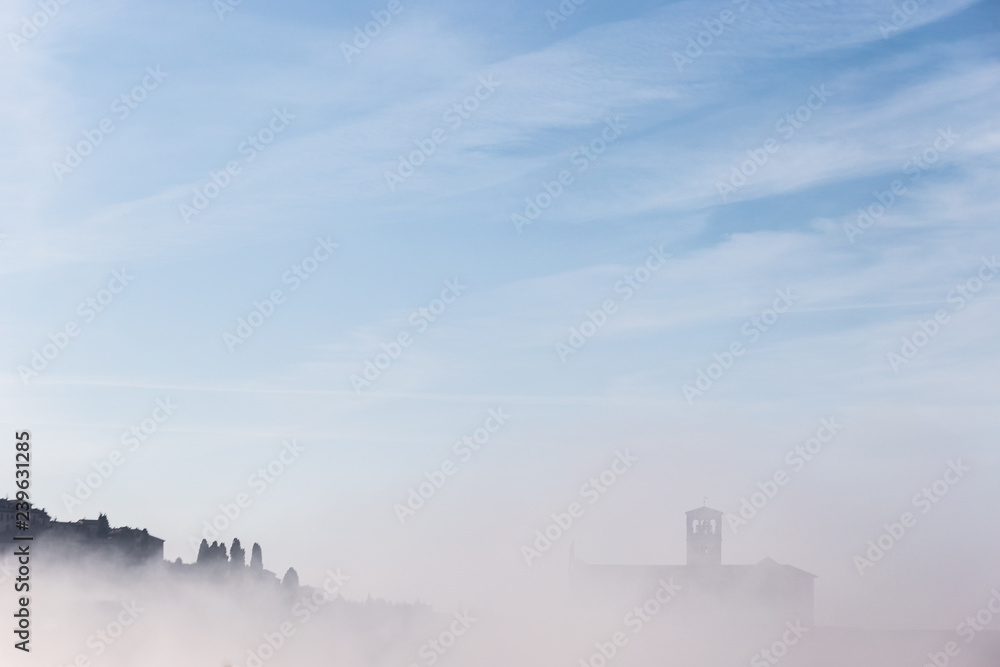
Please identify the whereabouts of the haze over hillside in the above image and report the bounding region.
[2,0,998,663]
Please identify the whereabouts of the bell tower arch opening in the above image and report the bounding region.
[685,504,723,567]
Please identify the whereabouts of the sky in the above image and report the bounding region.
[1,0,999,630]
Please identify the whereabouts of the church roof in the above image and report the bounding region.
[753,556,816,578]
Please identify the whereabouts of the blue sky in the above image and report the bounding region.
[2,0,999,627]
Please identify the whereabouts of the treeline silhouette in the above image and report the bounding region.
[190,536,298,589]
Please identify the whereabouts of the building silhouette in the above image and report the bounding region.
[0,499,163,563]
[573,504,816,627]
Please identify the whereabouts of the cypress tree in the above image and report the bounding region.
[250,542,263,571]
[230,538,246,567]
[197,539,210,564]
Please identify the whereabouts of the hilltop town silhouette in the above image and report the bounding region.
[0,498,299,587]
[4,498,999,666]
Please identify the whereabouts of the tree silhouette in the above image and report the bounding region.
[282,567,299,590]
[230,538,246,568]
[208,541,228,562]
[250,543,263,571]
[197,539,210,564]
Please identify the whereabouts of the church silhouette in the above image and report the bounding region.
[572,504,815,627]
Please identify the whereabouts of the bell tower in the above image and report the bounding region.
[686,504,723,567]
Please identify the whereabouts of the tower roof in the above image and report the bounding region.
[685,505,723,517]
